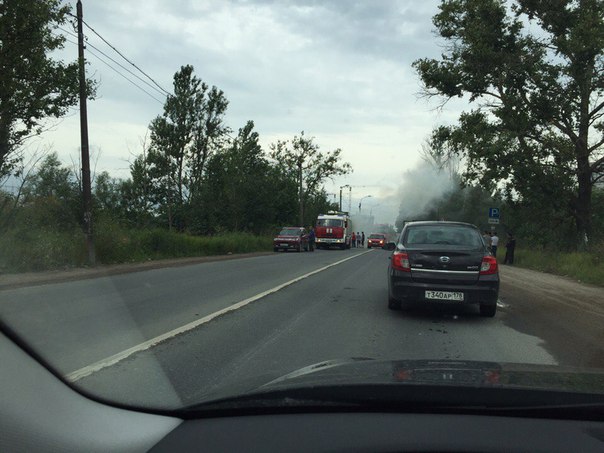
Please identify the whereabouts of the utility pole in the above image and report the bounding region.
[77,0,95,265]
[298,158,304,226]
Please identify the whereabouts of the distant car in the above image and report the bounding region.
[387,221,499,317]
[273,227,309,252]
[367,233,387,248]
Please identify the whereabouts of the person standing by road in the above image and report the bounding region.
[361,232,365,247]
[482,230,492,250]
[504,232,516,264]
[308,226,316,252]
[356,232,361,247]
[490,231,499,259]
[351,231,356,248]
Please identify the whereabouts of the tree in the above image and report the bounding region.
[0,0,94,178]
[269,132,352,225]
[120,153,155,227]
[147,65,229,230]
[21,152,81,229]
[413,0,604,248]
[194,121,296,234]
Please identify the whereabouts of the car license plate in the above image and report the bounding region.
[425,290,464,301]
[280,243,289,247]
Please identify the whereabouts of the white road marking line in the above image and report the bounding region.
[66,249,375,382]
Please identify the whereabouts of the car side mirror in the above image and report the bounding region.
[384,242,396,251]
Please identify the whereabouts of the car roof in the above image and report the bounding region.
[403,220,478,229]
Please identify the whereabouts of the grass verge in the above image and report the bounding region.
[512,248,604,286]
[0,223,272,273]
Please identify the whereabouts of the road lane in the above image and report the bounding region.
[73,249,556,409]
[0,249,369,374]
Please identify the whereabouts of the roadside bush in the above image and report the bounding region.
[0,217,272,272]
[0,227,87,272]
[514,248,604,286]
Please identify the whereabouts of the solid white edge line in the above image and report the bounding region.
[66,249,375,382]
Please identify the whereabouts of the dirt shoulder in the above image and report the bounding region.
[499,264,604,368]
[0,252,274,291]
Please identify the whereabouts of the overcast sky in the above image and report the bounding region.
[38,0,469,224]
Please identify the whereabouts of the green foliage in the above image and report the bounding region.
[269,131,352,225]
[0,215,271,272]
[17,152,81,230]
[0,0,95,177]
[0,226,87,272]
[192,121,294,234]
[513,248,604,287]
[146,65,229,229]
[414,0,604,246]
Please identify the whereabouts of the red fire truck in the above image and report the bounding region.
[315,211,353,249]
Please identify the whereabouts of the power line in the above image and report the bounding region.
[60,26,166,96]
[85,47,165,104]
[60,29,166,103]
[57,25,78,40]
[85,41,166,97]
[78,17,171,96]
[61,35,164,104]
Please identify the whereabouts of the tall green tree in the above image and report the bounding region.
[413,0,604,248]
[195,121,296,234]
[120,153,155,227]
[269,132,352,225]
[147,65,228,229]
[0,0,93,178]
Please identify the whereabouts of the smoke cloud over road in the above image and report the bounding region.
[388,161,456,227]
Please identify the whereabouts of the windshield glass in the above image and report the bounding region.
[1,0,603,414]
[279,228,302,236]
[317,219,343,227]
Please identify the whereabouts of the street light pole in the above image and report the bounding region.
[359,195,372,213]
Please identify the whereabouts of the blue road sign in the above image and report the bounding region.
[489,208,500,219]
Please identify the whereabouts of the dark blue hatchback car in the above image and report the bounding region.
[387,221,499,317]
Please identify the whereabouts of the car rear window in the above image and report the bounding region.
[369,234,385,239]
[403,225,483,248]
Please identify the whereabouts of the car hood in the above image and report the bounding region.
[274,235,300,239]
[185,358,604,414]
[256,358,604,394]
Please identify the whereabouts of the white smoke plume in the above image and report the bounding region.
[389,161,457,226]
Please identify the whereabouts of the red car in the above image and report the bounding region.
[273,227,309,252]
[367,233,387,248]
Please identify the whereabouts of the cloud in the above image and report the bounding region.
[47,0,464,202]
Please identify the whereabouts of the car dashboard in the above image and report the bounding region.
[1,329,603,452]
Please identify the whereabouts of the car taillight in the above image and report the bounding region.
[480,255,498,275]
[392,251,410,272]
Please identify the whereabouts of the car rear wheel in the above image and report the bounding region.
[479,303,497,317]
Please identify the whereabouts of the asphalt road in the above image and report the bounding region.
[1,248,602,409]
